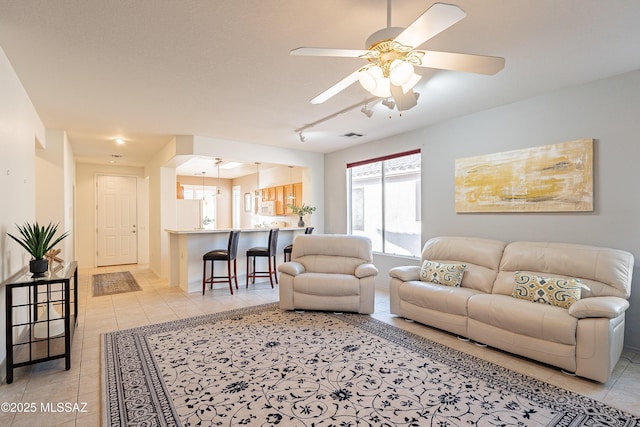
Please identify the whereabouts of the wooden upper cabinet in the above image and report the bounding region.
[275,186,285,215]
[262,187,276,201]
[176,182,184,199]
[259,182,303,215]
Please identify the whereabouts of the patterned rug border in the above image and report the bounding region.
[102,302,639,426]
[92,271,142,297]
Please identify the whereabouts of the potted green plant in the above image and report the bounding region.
[7,221,69,277]
[287,203,316,227]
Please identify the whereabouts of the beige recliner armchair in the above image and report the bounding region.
[278,234,378,314]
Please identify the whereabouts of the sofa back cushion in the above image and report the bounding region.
[421,237,506,293]
[292,234,372,275]
[495,241,634,298]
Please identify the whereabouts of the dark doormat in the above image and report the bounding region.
[92,271,142,297]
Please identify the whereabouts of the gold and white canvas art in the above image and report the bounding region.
[455,139,594,212]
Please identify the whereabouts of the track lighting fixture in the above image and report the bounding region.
[298,131,305,142]
[361,104,373,118]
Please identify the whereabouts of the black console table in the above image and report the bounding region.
[3,261,78,384]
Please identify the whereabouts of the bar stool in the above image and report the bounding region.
[246,228,279,288]
[202,230,241,295]
[283,227,314,262]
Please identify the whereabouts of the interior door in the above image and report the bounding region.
[96,175,138,266]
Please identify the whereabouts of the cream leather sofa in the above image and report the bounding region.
[278,234,378,314]
[389,236,634,382]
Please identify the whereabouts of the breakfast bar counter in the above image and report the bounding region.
[166,227,305,293]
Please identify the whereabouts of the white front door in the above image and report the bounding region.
[96,175,138,266]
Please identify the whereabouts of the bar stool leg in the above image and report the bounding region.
[273,255,278,285]
[233,260,238,289]
[202,261,207,295]
[267,257,274,288]
[246,256,250,287]
[227,259,234,295]
[252,257,256,284]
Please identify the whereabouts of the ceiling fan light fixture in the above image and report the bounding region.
[389,59,414,86]
[358,65,382,92]
[371,77,392,98]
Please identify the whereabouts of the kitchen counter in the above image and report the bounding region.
[166,227,305,293]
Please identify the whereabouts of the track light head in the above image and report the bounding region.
[298,131,305,142]
[361,105,373,118]
[381,98,395,110]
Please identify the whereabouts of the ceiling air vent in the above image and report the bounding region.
[342,132,363,138]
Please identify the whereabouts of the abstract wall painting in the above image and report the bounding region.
[455,139,594,213]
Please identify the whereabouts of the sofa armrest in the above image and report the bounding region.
[389,266,420,282]
[278,262,306,276]
[355,263,378,278]
[569,296,630,319]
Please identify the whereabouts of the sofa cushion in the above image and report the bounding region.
[421,237,506,293]
[399,281,481,317]
[419,260,466,287]
[468,294,578,345]
[497,241,634,298]
[512,272,583,309]
[291,273,360,297]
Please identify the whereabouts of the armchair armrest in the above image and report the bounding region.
[389,266,421,282]
[569,296,630,319]
[355,263,378,278]
[278,262,306,276]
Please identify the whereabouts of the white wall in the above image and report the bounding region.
[36,129,75,263]
[0,46,46,373]
[325,69,640,350]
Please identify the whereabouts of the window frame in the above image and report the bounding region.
[347,149,421,257]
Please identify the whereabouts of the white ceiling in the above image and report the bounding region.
[1,1,639,176]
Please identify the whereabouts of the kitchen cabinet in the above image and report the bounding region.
[275,185,285,215]
[259,182,303,215]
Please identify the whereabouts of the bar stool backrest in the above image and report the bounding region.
[268,228,279,257]
[228,230,241,260]
[304,227,314,234]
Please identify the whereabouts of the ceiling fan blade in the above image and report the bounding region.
[415,51,505,75]
[310,70,361,104]
[391,85,418,111]
[394,3,466,48]
[291,47,370,58]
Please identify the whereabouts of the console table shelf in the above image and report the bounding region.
[3,261,78,384]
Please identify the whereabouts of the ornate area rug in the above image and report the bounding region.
[102,303,639,426]
[93,271,142,297]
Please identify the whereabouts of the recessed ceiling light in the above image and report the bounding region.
[115,138,125,145]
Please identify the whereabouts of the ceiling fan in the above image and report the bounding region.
[291,1,505,111]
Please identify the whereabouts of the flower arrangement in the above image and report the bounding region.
[287,203,316,217]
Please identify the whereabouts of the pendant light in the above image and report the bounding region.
[200,171,206,201]
[254,162,261,197]
[254,162,261,215]
[288,166,295,200]
[215,158,222,197]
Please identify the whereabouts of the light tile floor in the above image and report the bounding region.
[1,264,638,426]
